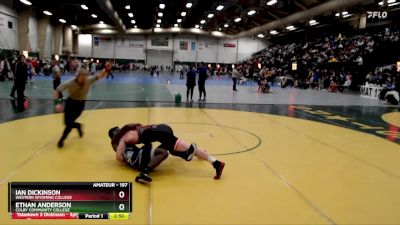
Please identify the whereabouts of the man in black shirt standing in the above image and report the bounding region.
[197,62,208,101]
[14,55,28,109]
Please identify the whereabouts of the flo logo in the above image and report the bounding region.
[367,11,388,19]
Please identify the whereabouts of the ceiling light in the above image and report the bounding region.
[388,0,396,3]
[192,28,201,33]
[91,14,97,18]
[131,20,136,24]
[181,12,187,16]
[177,18,182,23]
[195,24,199,28]
[159,3,165,9]
[59,19,66,23]
[99,21,104,24]
[81,4,88,10]
[234,17,241,22]
[309,20,319,26]
[100,29,116,34]
[343,14,352,18]
[128,13,134,18]
[211,31,224,37]
[342,11,348,15]
[224,24,229,28]
[270,30,278,35]
[154,27,162,32]
[71,25,77,29]
[158,12,163,17]
[267,0,277,6]
[43,10,52,16]
[200,20,206,24]
[218,28,221,31]
[389,2,400,6]
[134,25,138,28]
[20,0,32,5]
[186,2,192,8]
[286,25,295,30]
[200,26,203,29]
[335,12,340,17]
[247,10,256,15]
[257,34,265,38]
[207,13,214,18]
[216,5,224,11]
[157,19,161,23]
[125,5,130,10]
[156,24,160,28]
[174,24,178,27]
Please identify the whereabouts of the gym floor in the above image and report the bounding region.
[0,71,399,225]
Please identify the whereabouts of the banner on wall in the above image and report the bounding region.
[93,36,113,46]
[129,40,144,48]
[223,43,236,48]
[191,42,196,51]
[199,42,216,50]
[116,38,144,48]
[179,41,188,50]
[151,37,169,46]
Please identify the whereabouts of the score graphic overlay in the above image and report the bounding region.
[8,182,132,220]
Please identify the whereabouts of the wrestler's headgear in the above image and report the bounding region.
[108,127,120,139]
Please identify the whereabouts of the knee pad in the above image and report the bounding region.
[170,149,188,159]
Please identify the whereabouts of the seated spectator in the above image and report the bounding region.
[329,80,338,92]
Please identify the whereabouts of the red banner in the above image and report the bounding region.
[223,43,236,48]
[12,212,78,219]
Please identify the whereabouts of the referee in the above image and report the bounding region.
[53,62,111,148]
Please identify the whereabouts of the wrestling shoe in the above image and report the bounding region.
[213,160,225,179]
[57,140,64,148]
[185,143,197,161]
[135,173,152,184]
[77,125,83,138]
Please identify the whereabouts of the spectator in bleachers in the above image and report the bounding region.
[241,28,399,95]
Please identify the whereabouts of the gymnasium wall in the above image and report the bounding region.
[92,35,114,59]
[173,34,196,62]
[77,34,92,58]
[0,1,18,51]
[43,23,52,59]
[115,35,146,60]
[1,1,55,59]
[77,34,268,64]
[27,13,37,52]
[1,2,267,61]
[196,36,218,63]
